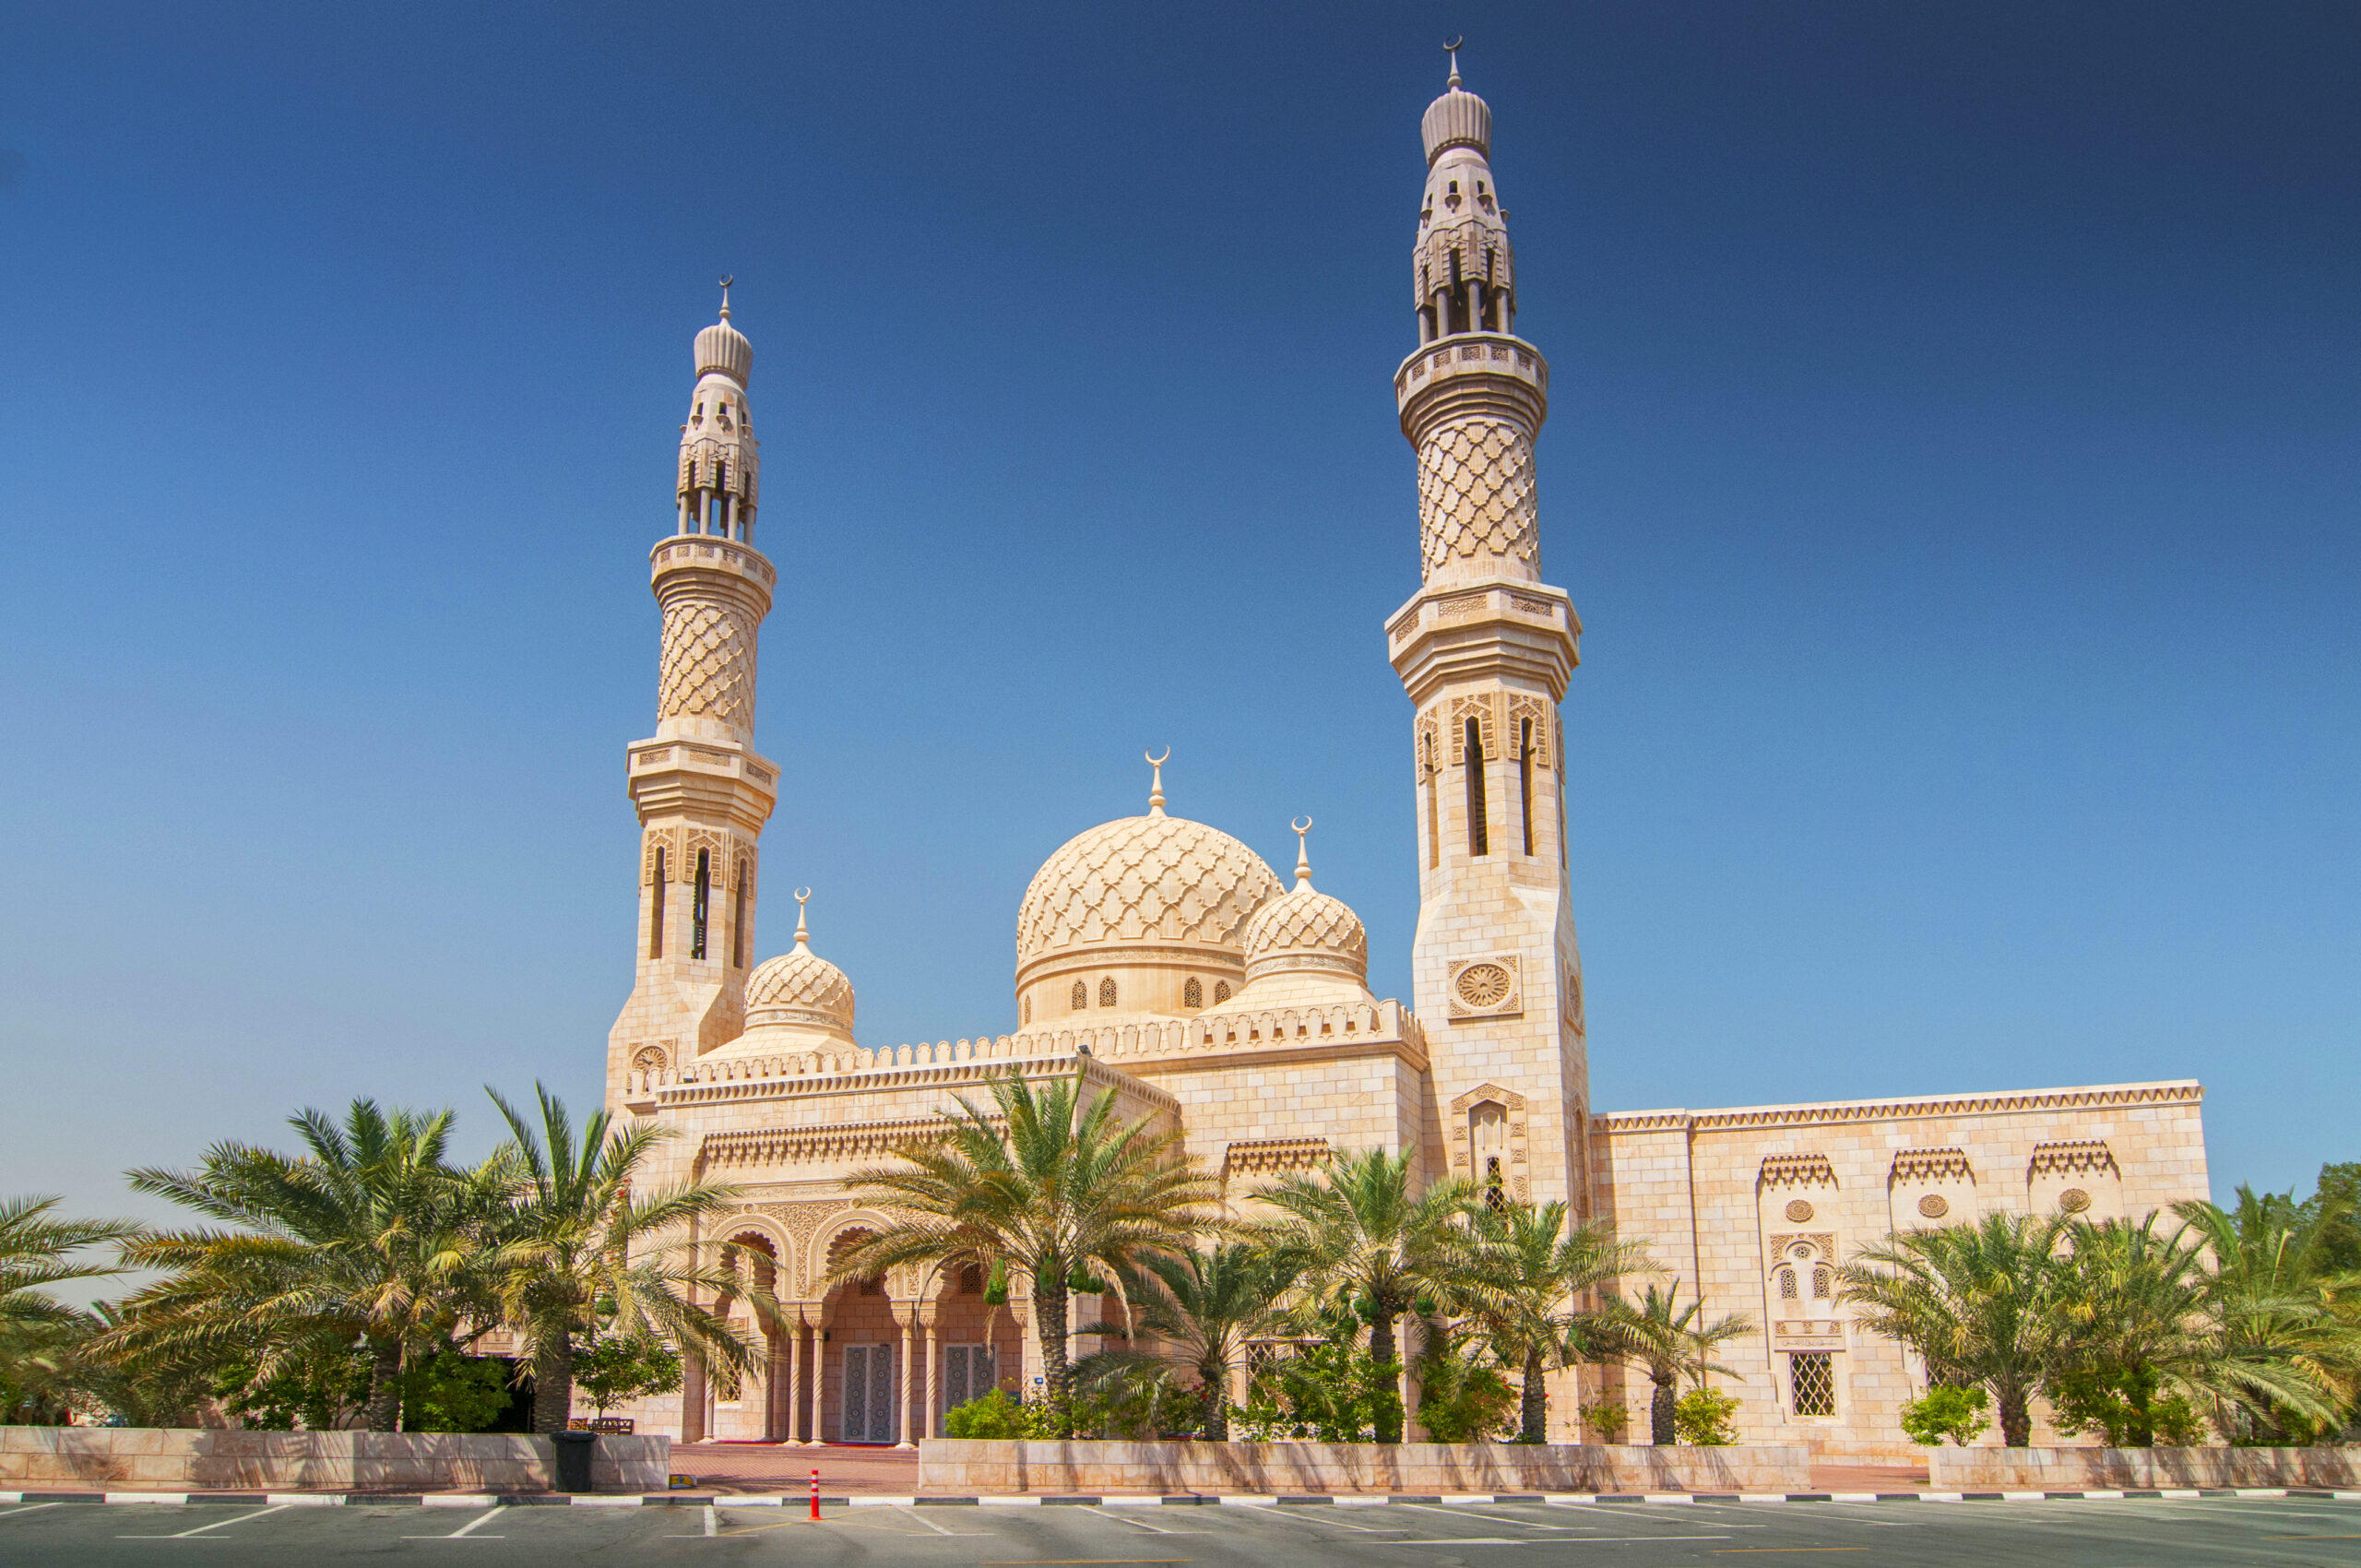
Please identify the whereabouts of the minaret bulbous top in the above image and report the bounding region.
[1420,78,1491,165]
[1413,55,1516,340]
[695,310,753,386]
[675,282,762,542]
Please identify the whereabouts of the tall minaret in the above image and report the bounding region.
[1387,56,1590,1209]
[607,288,781,1108]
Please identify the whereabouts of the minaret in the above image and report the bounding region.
[607,287,781,1108]
[1387,56,1591,1210]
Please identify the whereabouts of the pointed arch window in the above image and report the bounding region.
[1098,978,1118,1009]
[1213,980,1230,1004]
[691,849,710,960]
[1183,977,1203,1009]
[1070,980,1087,1013]
[1424,731,1441,870]
[730,856,747,968]
[1464,718,1489,856]
[648,847,667,959]
[1518,717,1536,856]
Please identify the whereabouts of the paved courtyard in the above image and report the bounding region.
[6,1492,2360,1566]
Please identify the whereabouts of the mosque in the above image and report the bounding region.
[601,65,2210,1458]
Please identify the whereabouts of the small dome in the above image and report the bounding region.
[743,936,853,1039]
[694,311,752,386]
[1241,832,1369,986]
[1014,776,1283,979]
[1421,82,1491,166]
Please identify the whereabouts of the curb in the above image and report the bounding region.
[5,1486,2357,1508]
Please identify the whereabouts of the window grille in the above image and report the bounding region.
[1071,980,1087,1012]
[1184,977,1204,1009]
[1812,1265,1832,1299]
[958,1264,983,1294]
[1214,980,1230,1004]
[1483,1156,1506,1211]
[1098,978,1118,1008]
[1789,1351,1837,1417]
[1777,1267,1797,1300]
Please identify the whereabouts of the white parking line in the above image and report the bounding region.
[121,1503,294,1539]
[1395,1503,1587,1530]
[402,1503,506,1540]
[706,1505,718,1538]
[894,1504,994,1537]
[1098,1508,1202,1536]
[0,1504,64,1521]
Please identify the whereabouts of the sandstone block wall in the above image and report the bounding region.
[0,1428,669,1492]
[918,1438,1810,1494]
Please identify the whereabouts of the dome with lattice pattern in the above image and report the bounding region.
[742,940,853,1039]
[1242,880,1369,985]
[1014,811,1281,977]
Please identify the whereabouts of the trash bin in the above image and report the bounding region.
[551,1430,598,1493]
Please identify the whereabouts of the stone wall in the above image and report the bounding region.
[1929,1445,2361,1490]
[0,1428,669,1492]
[919,1439,1809,1494]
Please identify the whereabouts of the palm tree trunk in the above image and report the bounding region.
[532,1334,576,1435]
[362,1340,403,1432]
[1998,1384,2031,1447]
[1520,1346,1548,1444]
[1651,1373,1678,1445]
[1036,1278,1071,1430]
[1368,1310,1404,1443]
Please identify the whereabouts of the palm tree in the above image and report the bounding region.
[2052,1212,2340,1445]
[1443,1201,1655,1443]
[835,1066,1217,1429]
[484,1085,765,1434]
[1837,1211,2070,1447]
[1250,1148,1477,1443]
[113,1099,489,1430]
[2174,1189,2361,1441]
[1075,1241,1300,1439]
[0,1197,141,1424]
[1596,1281,1751,1445]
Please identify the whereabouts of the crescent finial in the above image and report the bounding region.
[1291,816,1313,887]
[718,275,735,318]
[1145,749,1169,816]
[1443,36,1464,88]
[792,886,812,947]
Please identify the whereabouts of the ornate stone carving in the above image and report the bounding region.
[1916,1194,1951,1219]
[1760,1154,1837,1190]
[1447,1083,1530,1176]
[2058,1187,2093,1213]
[1446,954,1522,1019]
[1446,693,1497,765]
[658,599,759,732]
[1784,1199,1815,1224]
[1418,418,1537,578]
[1892,1147,1974,1183]
[2030,1140,2118,1179]
[1222,1136,1330,1181]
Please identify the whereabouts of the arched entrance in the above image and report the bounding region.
[820,1229,901,1444]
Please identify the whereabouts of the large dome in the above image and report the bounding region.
[1015,812,1282,969]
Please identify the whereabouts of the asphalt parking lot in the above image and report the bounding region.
[5,1493,2361,1566]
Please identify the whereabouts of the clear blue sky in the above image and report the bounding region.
[2,4,2355,1235]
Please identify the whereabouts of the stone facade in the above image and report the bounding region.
[599,74,2209,1459]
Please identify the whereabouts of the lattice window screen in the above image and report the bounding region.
[1789,1351,1836,1417]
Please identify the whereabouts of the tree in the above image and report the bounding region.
[484,1084,765,1434]
[1442,1200,1654,1443]
[113,1100,492,1430]
[1250,1148,1476,1443]
[2173,1189,2361,1443]
[1074,1241,1299,1440]
[1596,1281,1751,1445]
[835,1066,1216,1430]
[1412,1320,1519,1443]
[1837,1211,2070,1448]
[2052,1211,2341,1446]
[0,1196,140,1423]
[574,1332,683,1420]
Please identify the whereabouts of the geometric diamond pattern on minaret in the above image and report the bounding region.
[606,288,782,1110]
[1388,59,1593,1213]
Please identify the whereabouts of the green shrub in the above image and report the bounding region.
[1673,1387,1740,1445]
[944,1387,1031,1439]
[1899,1384,1990,1447]
[573,1333,682,1419]
[396,1352,515,1433]
[2049,1369,2208,1447]
[1577,1396,1631,1443]
[1413,1345,1516,1443]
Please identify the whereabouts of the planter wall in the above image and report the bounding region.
[919,1439,1809,1494]
[1928,1446,2361,1490]
[0,1428,669,1492]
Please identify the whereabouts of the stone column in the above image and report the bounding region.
[926,1317,945,1438]
[781,1313,802,1444]
[894,1308,919,1449]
